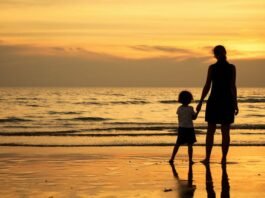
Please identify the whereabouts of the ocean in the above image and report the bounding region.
[0,87,264,146]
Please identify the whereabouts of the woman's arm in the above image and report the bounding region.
[231,65,239,115]
[192,111,199,120]
[196,66,212,112]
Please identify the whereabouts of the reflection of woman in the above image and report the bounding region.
[197,45,239,164]
[205,164,216,198]
[204,164,230,198]
[221,164,230,198]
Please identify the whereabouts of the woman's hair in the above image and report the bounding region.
[213,45,227,60]
[178,90,193,105]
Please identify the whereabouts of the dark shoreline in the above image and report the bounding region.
[1,143,265,147]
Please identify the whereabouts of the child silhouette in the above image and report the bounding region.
[169,91,199,164]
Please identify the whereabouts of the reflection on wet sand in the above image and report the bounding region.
[205,163,216,198]
[204,163,230,198]
[170,163,196,198]
[221,164,230,198]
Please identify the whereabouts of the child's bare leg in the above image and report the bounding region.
[188,144,194,164]
[169,144,180,163]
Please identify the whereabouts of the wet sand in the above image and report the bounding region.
[0,146,264,197]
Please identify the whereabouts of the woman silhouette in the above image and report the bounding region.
[197,45,239,164]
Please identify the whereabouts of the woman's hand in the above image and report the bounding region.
[235,105,239,115]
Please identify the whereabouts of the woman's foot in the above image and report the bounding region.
[189,160,195,165]
[200,159,210,164]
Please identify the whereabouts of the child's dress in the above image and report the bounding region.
[176,105,197,145]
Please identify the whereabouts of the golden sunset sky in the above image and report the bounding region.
[0,0,264,86]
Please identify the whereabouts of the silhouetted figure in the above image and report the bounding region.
[169,91,199,164]
[204,164,230,198]
[221,164,230,198]
[197,45,239,164]
[204,164,216,198]
[170,163,196,197]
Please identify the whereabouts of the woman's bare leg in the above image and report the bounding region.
[202,123,216,163]
[221,124,230,164]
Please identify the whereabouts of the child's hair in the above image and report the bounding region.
[178,90,193,105]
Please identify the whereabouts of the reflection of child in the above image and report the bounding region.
[169,91,199,164]
[170,163,196,197]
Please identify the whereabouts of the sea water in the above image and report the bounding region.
[0,87,264,146]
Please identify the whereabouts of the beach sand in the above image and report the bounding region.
[0,146,264,198]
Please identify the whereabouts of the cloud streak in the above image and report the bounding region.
[0,42,264,87]
[131,45,193,54]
